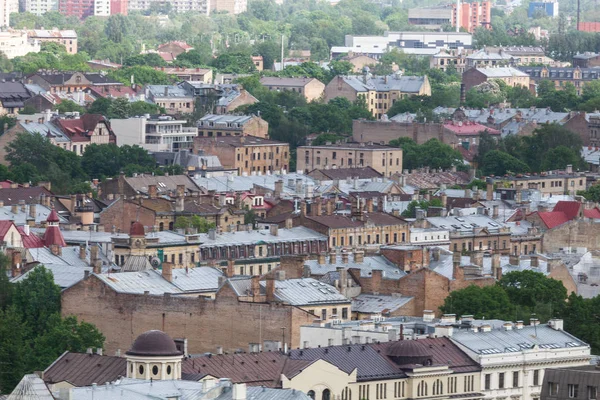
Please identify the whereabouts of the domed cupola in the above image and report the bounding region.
[125,330,183,380]
[386,340,433,367]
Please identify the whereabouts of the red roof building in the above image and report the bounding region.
[525,201,600,230]
[443,121,500,136]
[43,209,66,247]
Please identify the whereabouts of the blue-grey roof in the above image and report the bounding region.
[305,253,406,280]
[20,121,71,143]
[198,114,253,126]
[12,263,92,289]
[170,267,224,292]
[450,324,588,355]
[351,294,413,314]
[7,374,53,400]
[198,226,327,248]
[475,67,529,77]
[0,204,67,225]
[94,270,183,295]
[341,74,427,93]
[146,84,192,98]
[426,214,507,233]
[265,278,350,306]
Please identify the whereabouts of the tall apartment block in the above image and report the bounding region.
[452,1,491,33]
[0,0,18,26]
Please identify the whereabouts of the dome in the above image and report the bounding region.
[386,340,433,366]
[130,221,145,237]
[126,330,182,357]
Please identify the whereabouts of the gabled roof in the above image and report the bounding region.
[43,352,126,387]
[552,201,581,220]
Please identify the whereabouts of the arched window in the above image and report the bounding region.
[322,389,331,400]
[342,387,352,400]
[417,381,427,397]
[307,391,315,400]
[433,379,443,395]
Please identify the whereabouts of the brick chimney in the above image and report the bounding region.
[251,276,261,297]
[148,185,158,199]
[341,251,349,264]
[79,244,86,260]
[318,253,326,264]
[491,253,501,279]
[329,251,336,264]
[326,199,334,216]
[452,252,463,280]
[366,198,374,213]
[353,249,364,263]
[176,184,185,198]
[11,251,22,278]
[91,245,101,274]
[50,244,62,256]
[227,259,235,277]
[371,270,382,294]
[29,203,37,219]
[162,262,173,282]
[266,277,275,302]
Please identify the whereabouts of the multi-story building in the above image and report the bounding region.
[211,0,247,14]
[0,82,32,115]
[408,7,453,30]
[430,50,469,73]
[325,73,431,119]
[452,1,491,32]
[26,29,77,54]
[94,0,110,15]
[518,66,600,96]
[466,47,557,69]
[145,84,195,115]
[26,72,120,93]
[0,31,40,59]
[194,136,290,176]
[259,77,326,102]
[542,365,600,400]
[111,115,197,151]
[331,31,473,59]
[573,53,600,68]
[462,67,530,92]
[297,142,403,177]
[449,319,590,400]
[58,0,95,19]
[0,0,17,27]
[23,0,58,15]
[197,114,268,138]
[127,0,208,14]
[178,81,259,114]
[492,166,587,197]
[155,67,212,83]
[109,0,126,14]
[528,0,558,18]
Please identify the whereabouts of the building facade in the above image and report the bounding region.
[259,77,325,102]
[298,143,403,177]
[197,115,268,138]
[26,29,77,54]
[462,67,530,92]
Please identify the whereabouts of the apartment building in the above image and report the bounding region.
[492,167,587,197]
[325,73,431,119]
[0,31,40,59]
[27,29,78,54]
[466,46,556,69]
[297,142,403,177]
[127,0,208,14]
[197,114,268,138]
[259,77,325,102]
[0,0,17,27]
[23,0,58,15]
[145,84,195,115]
[58,0,95,19]
[518,66,600,96]
[194,136,290,175]
[452,1,491,33]
[462,67,530,92]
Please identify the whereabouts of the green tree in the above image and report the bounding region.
[440,285,515,320]
[107,97,131,118]
[11,267,61,332]
[401,199,443,217]
[539,146,583,171]
[312,133,346,146]
[480,150,529,176]
[578,184,600,202]
[55,100,86,114]
[88,97,112,115]
[212,52,256,74]
[81,143,123,178]
[190,215,216,233]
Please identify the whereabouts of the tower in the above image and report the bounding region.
[43,208,66,250]
[125,330,183,380]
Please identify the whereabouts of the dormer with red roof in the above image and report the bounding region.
[43,208,66,250]
[51,114,116,156]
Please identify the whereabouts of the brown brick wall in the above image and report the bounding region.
[543,220,600,253]
[381,247,429,272]
[61,275,315,355]
[352,120,456,145]
[99,198,156,233]
[564,113,591,146]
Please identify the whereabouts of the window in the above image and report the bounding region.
[569,384,579,398]
[485,374,491,390]
[588,386,597,400]
[513,371,519,388]
[549,382,559,396]
[533,370,540,386]
[432,380,443,395]
[417,381,427,397]
[376,383,387,399]
[499,373,505,389]
[342,307,348,319]
[342,387,352,400]
[360,385,370,400]
[394,382,405,398]
[321,309,327,320]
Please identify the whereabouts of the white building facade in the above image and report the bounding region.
[0,31,40,58]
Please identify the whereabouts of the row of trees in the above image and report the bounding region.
[440,270,600,353]
[476,124,584,176]
[3,133,181,194]
[0,261,104,393]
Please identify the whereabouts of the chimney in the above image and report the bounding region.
[326,199,334,215]
[79,244,86,260]
[285,218,293,229]
[441,193,447,208]
[530,255,539,268]
[491,253,502,279]
[353,249,364,263]
[509,253,519,265]
[29,203,37,219]
[270,224,279,236]
[530,318,540,326]
[318,253,326,264]
[371,270,382,294]
[274,180,283,198]
[452,252,463,280]
[470,251,483,267]
[516,321,524,329]
[11,204,18,214]
[329,251,336,264]
[366,198,374,213]
[266,277,275,302]
[232,383,247,400]
[548,318,563,331]
[11,251,22,278]
[486,178,494,200]
[336,267,347,289]
[503,322,513,331]
[176,184,185,198]
[314,197,322,217]
[341,251,349,264]
[148,185,157,199]
[251,276,261,297]
[493,204,499,218]
[91,245,100,274]
[566,164,573,174]
[299,201,307,217]
[50,244,62,256]
[162,262,173,282]
[227,259,235,277]
[423,310,435,322]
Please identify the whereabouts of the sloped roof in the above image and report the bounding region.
[43,352,126,387]
[552,201,581,220]
[7,374,53,400]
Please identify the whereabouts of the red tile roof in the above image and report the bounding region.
[17,226,45,248]
[443,121,500,136]
[87,85,139,99]
[535,211,570,229]
[47,208,60,223]
[552,201,581,220]
[584,208,600,219]
[0,220,15,239]
[53,114,115,143]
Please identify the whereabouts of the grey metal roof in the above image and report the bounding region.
[20,121,72,143]
[263,278,350,306]
[170,267,224,292]
[0,204,67,225]
[426,214,507,233]
[305,254,406,280]
[94,270,183,295]
[198,226,327,248]
[351,294,413,314]
[12,263,92,288]
[475,67,529,77]
[145,84,192,98]
[198,114,253,126]
[121,255,153,272]
[341,74,427,93]
[7,374,53,400]
[450,324,588,355]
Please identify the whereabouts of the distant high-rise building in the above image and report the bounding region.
[58,0,94,18]
[0,0,18,26]
[94,0,110,15]
[23,0,58,16]
[127,0,209,15]
[110,0,127,14]
[528,0,559,18]
[212,0,246,14]
[452,1,492,32]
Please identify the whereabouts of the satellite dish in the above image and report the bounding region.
[150,257,162,269]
